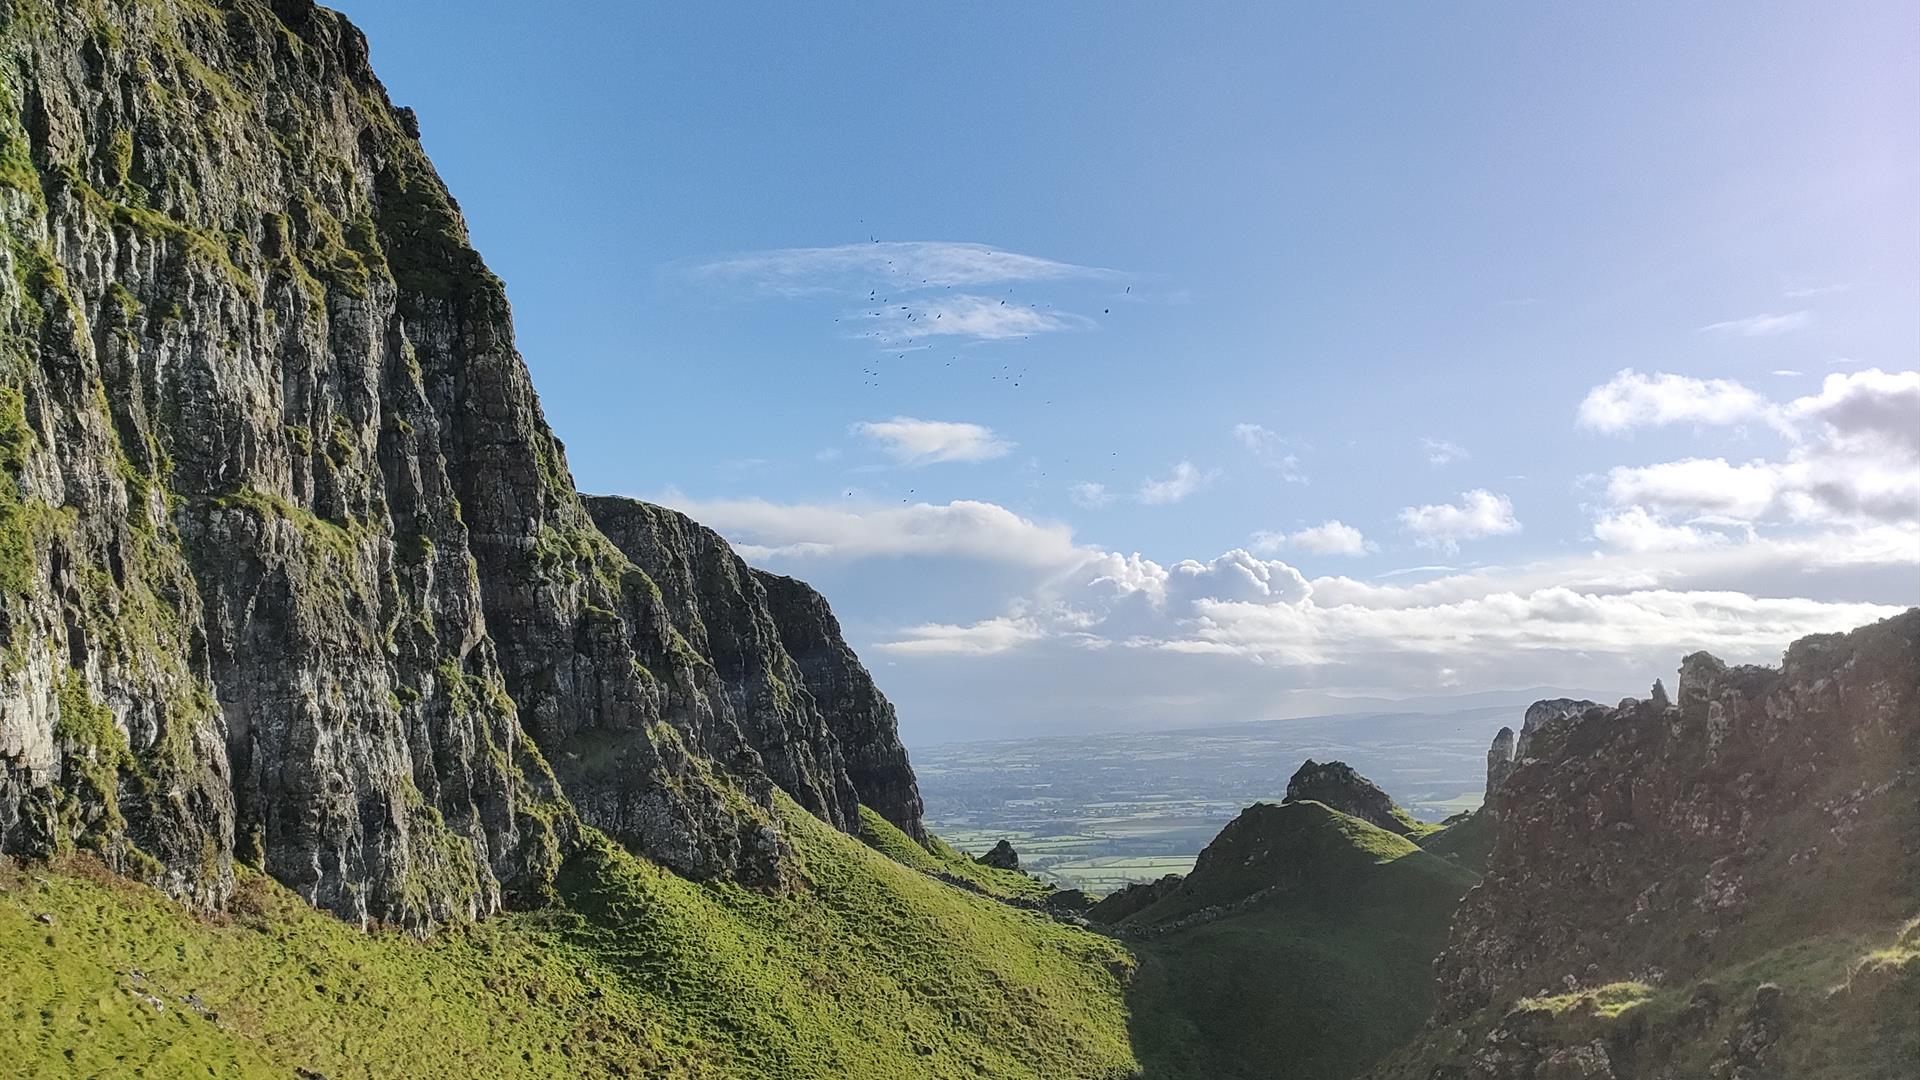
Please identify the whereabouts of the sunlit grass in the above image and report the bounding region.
[0,797,1136,1079]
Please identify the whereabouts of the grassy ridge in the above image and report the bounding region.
[1120,803,1480,1080]
[1114,801,1458,929]
[0,797,1136,1079]
[856,805,1056,901]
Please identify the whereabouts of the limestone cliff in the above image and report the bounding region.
[0,0,922,930]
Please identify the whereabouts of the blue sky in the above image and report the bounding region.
[333,1,1919,743]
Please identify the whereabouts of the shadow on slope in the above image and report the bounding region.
[1116,800,1480,1080]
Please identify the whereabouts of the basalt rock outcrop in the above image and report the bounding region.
[1484,727,1516,813]
[1287,758,1417,836]
[1512,698,1598,760]
[978,838,1020,870]
[0,0,922,930]
[1373,610,1920,1079]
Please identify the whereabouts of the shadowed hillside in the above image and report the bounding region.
[1096,766,1484,1080]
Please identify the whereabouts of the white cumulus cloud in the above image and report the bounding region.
[852,417,1013,465]
[1576,369,1775,433]
[1252,521,1374,557]
[1591,507,1736,553]
[1589,369,1920,526]
[1398,490,1521,552]
[1605,458,1781,520]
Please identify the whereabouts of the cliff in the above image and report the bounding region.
[0,0,921,931]
[1375,609,1920,1079]
[583,495,925,842]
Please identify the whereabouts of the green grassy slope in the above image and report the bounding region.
[0,797,1136,1079]
[1413,807,1496,873]
[1114,801,1460,929]
[1121,803,1479,1080]
[856,805,1056,901]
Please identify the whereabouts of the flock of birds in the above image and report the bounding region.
[826,234,1133,502]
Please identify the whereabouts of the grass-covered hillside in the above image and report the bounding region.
[856,806,1056,902]
[0,796,1136,1079]
[1118,801,1481,1080]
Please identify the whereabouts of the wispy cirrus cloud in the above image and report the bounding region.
[1421,437,1469,467]
[1069,482,1114,509]
[1231,424,1307,483]
[650,493,1084,568]
[1138,461,1219,505]
[855,294,1089,347]
[691,240,1123,295]
[1700,311,1811,337]
[852,417,1013,465]
[692,240,1126,345]
[880,616,1047,656]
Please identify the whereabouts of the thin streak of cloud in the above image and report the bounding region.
[691,240,1124,294]
[855,294,1090,346]
[1700,311,1811,337]
[1782,282,1850,299]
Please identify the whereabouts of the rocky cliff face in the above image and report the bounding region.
[752,566,926,842]
[583,495,924,842]
[1483,727,1516,814]
[1381,611,1919,1079]
[0,0,921,930]
[1287,758,1419,836]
